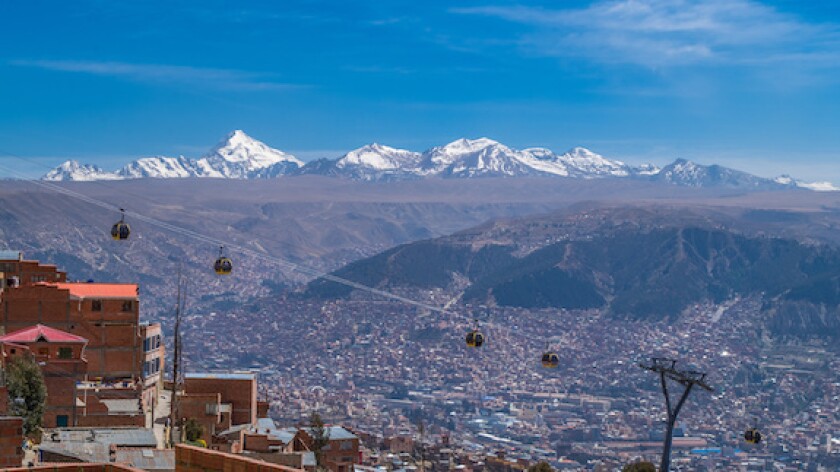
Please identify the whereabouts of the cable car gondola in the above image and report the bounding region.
[744,428,762,444]
[465,319,484,348]
[541,343,559,368]
[110,208,131,241]
[214,246,233,275]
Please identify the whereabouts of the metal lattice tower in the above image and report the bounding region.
[639,357,713,472]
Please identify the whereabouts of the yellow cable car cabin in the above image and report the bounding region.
[541,351,560,368]
[214,246,233,275]
[111,210,130,240]
[744,428,762,444]
[465,330,484,348]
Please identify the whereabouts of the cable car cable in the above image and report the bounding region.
[0,160,451,315]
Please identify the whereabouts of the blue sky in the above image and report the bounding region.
[1,0,839,182]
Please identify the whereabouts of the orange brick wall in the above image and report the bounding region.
[0,417,24,468]
[1,284,141,381]
[0,259,65,289]
[176,444,303,472]
[4,464,144,472]
[179,392,228,440]
[184,377,257,426]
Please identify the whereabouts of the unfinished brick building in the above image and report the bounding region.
[0,251,163,425]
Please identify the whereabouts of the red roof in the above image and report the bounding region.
[0,324,88,344]
[52,282,138,299]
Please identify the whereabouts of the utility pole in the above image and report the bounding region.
[169,267,186,447]
[639,358,712,472]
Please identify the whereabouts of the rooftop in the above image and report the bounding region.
[51,282,139,299]
[0,324,87,344]
[185,372,256,380]
[0,250,22,261]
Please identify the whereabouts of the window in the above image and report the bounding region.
[38,348,49,356]
[340,441,353,450]
[58,347,72,359]
[92,300,102,312]
[121,300,133,312]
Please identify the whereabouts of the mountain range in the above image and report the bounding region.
[42,130,837,191]
[304,206,840,338]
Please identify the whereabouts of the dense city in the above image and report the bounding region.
[180,287,840,471]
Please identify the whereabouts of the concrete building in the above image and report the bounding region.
[141,322,165,410]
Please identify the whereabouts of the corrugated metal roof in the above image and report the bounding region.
[115,448,175,471]
[328,426,358,440]
[54,427,157,447]
[302,426,358,440]
[100,398,141,414]
[39,442,110,463]
[0,250,21,261]
[302,451,317,466]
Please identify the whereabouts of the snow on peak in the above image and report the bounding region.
[336,143,421,171]
[42,160,121,181]
[443,137,500,152]
[776,175,839,191]
[38,133,831,191]
[117,156,195,179]
[555,147,629,177]
[420,137,521,176]
[41,131,303,181]
[199,130,303,177]
[796,181,840,192]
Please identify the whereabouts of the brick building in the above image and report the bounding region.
[0,416,24,468]
[291,426,360,472]
[0,324,88,428]
[0,252,163,422]
[184,373,258,424]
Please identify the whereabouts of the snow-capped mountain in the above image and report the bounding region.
[558,147,631,178]
[417,138,539,177]
[39,132,835,192]
[651,158,790,190]
[42,160,120,181]
[775,175,840,192]
[299,143,422,181]
[117,156,195,179]
[42,131,303,181]
[195,130,303,178]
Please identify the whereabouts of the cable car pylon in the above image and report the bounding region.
[639,357,713,472]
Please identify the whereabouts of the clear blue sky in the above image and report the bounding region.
[1,0,839,182]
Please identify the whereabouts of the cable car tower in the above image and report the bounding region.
[639,357,712,472]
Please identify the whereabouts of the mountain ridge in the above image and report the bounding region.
[41,131,837,191]
[303,206,840,337]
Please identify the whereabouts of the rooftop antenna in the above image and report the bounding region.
[639,357,712,471]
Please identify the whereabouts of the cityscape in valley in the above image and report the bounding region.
[4,1,840,471]
[1,139,840,471]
